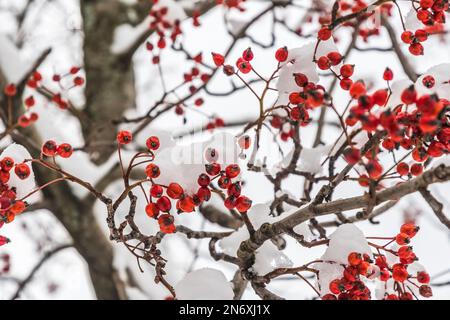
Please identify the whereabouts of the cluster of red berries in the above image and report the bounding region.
[116,130,252,234]
[0,157,28,229]
[341,69,449,184]
[41,140,73,159]
[322,223,432,300]
[3,83,39,129]
[400,0,448,56]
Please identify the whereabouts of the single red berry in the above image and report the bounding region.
[25,96,35,108]
[14,163,31,180]
[150,184,163,198]
[42,140,58,157]
[177,195,195,213]
[218,175,231,189]
[340,64,354,78]
[167,183,184,199]
[395,233,410,245]
[225,164,240,178]
[158,214,175,233]
[422,75,435,88]
[197,187,211,201]
[236,58,252,74]
[0,157,14,171]
[349,81,366,99]
[145,163,160,179]
[392,264,409,282]
[317,56,330,70]
[417,271,430,284]
[57,143,73,158]
[146,136,160,150]
[224,196,237,209]
[348,252,362,266]
[414,29,428,42]
[236,196,252,213]
[383,67,394,81]
[410,163,423,176]
[396,162,409,176]
[156,196,172,212]
[73,76,85,86]
[400,223,420,238]
[327,51,342,65]
[318,27,332,41]
[343,148,360,165]
[401,30,414,44]
[275,46,288,62]
[197,173,210,187]
[409,42,424,56]
[205,163,221,176]
[211,52,225,66]
[145,202,160,218]
[242,47,254,61]
[4,84,17,97]
[117,130,132,145]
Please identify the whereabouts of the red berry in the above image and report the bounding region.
[4,84,17,97]
[158,214,175,233]
[317,56,330,70]
[211,52,225,67]
[57,143,73,158]
[348,252,362,266]
[400,223,419,238]
[417,271,430,284]
[117,130,133,145]
[236,58,252,74]
[156,196,172,212]
[318,27,332,41]
[0,157,14,171]
[343,148,360,165]
[275,47,288,62]
[145,163,160,179]
[395,233,410,245]
[349,81,366,99]
[410,163,423,176]
[150,184,163,198]
[242,47,254,61]
[422,75,435,88]
[225,164,240,178]
[146,136,160,150]
[401,31,414,44]
[197,173,210,187]
[383,67,394,81]
[236,196,252,213]
[205,163,221,176]
[327,51,342,65]
[145,203,160,218]
[419,285,433,298]
[396,162,409,176]
[392,264,409,282]
[409,43,424,56]
[42,140,58,157]
[340,64,354,78]
[218,175,231,189]
[167,183,184,199]
[14,163,31,180]
[238,135,251,149]
[224,196,237,209]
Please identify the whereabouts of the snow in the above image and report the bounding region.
[0,144,36,200]
[315,224,371,294]
[110,17,151,55]
[321,224,371,264]
[153,0,187,23]
[220,203,293,275]
[0,34,31,83]
[152,132,242,194]
[174,268,234,300]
